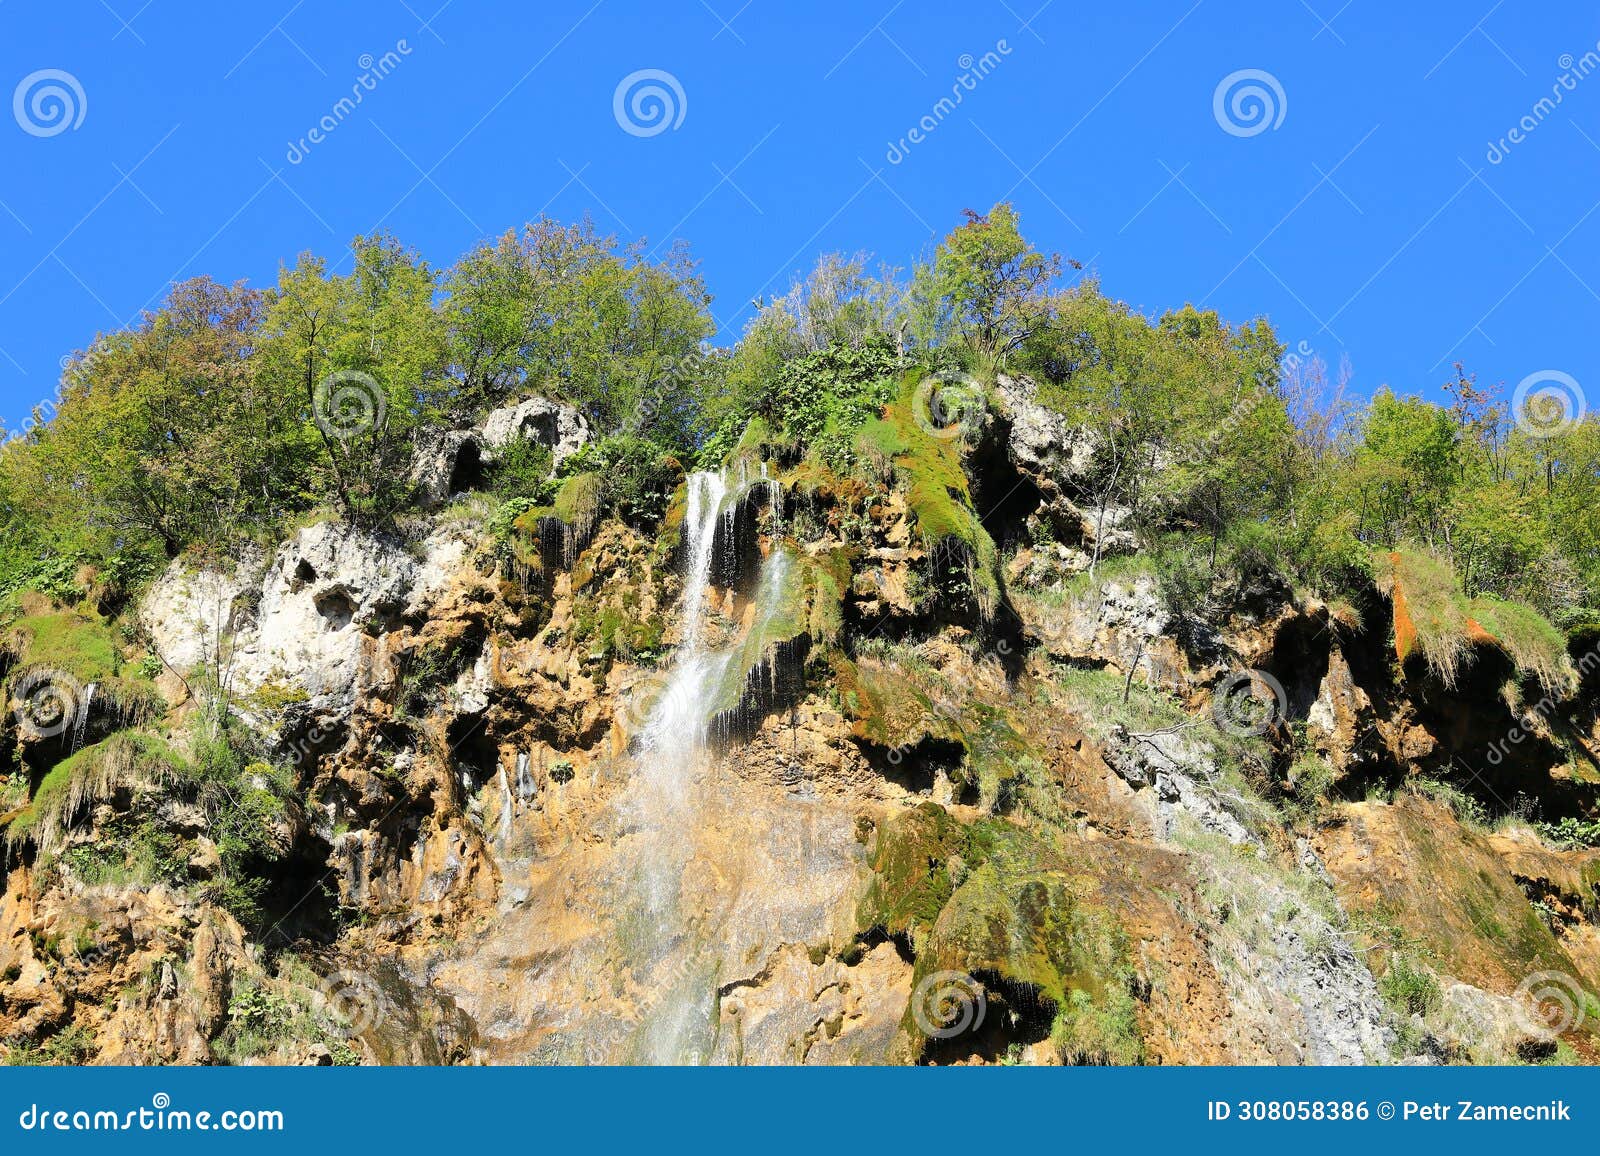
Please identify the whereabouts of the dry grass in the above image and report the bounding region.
[1375,548,1570,692]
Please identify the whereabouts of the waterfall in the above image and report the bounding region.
[70,683,96,753]
[765,468,783,539]
[616,468,803,1063]
[515,750,536,801]
[614,470,733,1063]
[497,765,514,847]
[633,471,731,898]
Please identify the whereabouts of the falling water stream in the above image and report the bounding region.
[70,683,96,753]
[636,471,730,827]
[619,468,794,1062]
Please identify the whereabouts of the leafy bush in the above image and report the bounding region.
[1354,905,1441,1019]
[1406,776,1489,828]
[1536,816,1600,850]
[561,435,681,527]
[753,337,898,464]
[1286,752,1336,816]
[4,1023,96,1066]
[487,439,556,504]
[1379,951,1442,1018]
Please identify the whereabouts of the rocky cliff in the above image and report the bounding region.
[3,375,1599,1066]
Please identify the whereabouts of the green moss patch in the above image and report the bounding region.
[858,803,1143,1063]
[1376,548,1570,692]
[2,610,161,726]
[5,611,121,684]
[857,374,1002,618]
[5,732,188,853]
[510,472,604,577]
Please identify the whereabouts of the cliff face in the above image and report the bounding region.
[4,378,1600,1066]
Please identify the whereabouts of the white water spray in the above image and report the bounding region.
[635,472,731,899]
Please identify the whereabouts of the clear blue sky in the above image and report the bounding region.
[3,0,1598,430]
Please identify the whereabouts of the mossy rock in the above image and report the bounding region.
[2,610,162,728]
[5,611,122,685]
[857,802,968,947]
[860,804,1142,1063]
[510,472,605,576]
[706,544,848,723]
[5,731,189,852]
[834,655,964,755]
[857,373,1002,618]
[1377,548,1569,693]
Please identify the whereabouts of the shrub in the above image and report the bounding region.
[1379,951,1442,1018]
[762,337,897,444]
[1406,776,1489,828]
[487,439,556,504]
[1536,816,1600,850]
[561,435,680,527]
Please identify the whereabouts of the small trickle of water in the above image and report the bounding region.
[70,683,96,753]
[497,766,514,846]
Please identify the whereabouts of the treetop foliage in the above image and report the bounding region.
[1,202,1594,648]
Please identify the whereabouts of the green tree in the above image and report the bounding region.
[257,232,446,525]
[27,278,304,559]
[910,203,1064,363]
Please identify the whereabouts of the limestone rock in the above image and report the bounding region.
[993,373,1097,490]
[479,396,590,469]
[409,429,482,510]
[141,552,262,678]
[231,522,417,709]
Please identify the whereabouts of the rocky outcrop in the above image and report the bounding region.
[409,396,591,510]
[142,520,480,720]
[409,429,481,510]
[142,551,262,679]
[480,396,590,467]
[1102,723,1252,845]
[992,373,1097,494]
